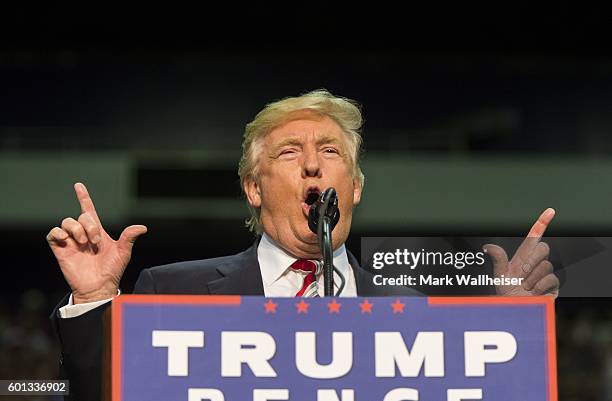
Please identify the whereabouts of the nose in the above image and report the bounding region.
[302,147,322,178]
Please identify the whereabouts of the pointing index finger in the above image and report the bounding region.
[510,208,555,269]
[527,208,556,239]
[74,182,102,226]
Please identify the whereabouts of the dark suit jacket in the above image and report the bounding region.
[51,241,420,401]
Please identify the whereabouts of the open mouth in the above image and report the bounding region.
[305,191,319,206]
[302,187,321,217]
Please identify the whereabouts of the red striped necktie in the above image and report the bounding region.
[290,259,322,297]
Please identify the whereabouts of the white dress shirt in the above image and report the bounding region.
[59,233,356,318]
[258,233,356,297]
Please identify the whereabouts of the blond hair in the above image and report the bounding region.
[238,89,365,234]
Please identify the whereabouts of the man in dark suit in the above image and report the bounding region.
[47,90,559,400]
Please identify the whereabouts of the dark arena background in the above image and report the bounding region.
[1,5,611,400]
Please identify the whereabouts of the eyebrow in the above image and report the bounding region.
[272,137,302,152]
[271,135,344,153]
[316,135,343,147]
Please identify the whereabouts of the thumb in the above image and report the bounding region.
[118,225,148,253]
[483,244,509,277]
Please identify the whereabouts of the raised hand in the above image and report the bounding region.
[46,183,147,304]
[484,208,560,297]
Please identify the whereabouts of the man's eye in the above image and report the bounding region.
[280,149,297,156]
[324,148,339,154]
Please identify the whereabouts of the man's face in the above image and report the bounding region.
[244,111,362,259]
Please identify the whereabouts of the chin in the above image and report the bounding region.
[294,225,316,244]
[301,230,318,244]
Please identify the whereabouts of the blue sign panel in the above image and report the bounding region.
[110,296,557,401]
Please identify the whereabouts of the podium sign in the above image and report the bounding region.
[106,296,557,401]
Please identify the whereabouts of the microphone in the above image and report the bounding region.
[308,188,340,235]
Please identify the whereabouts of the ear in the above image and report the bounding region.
[352,177,363,206]
[244,177,262,208]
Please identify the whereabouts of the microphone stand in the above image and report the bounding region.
[318,215,334,296]
[315,189,338,297]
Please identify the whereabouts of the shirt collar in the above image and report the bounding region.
[257,232,351,286]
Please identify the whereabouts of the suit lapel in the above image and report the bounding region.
[207,240,265,296]
[348,250,379,296]
[349,250,423,296]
